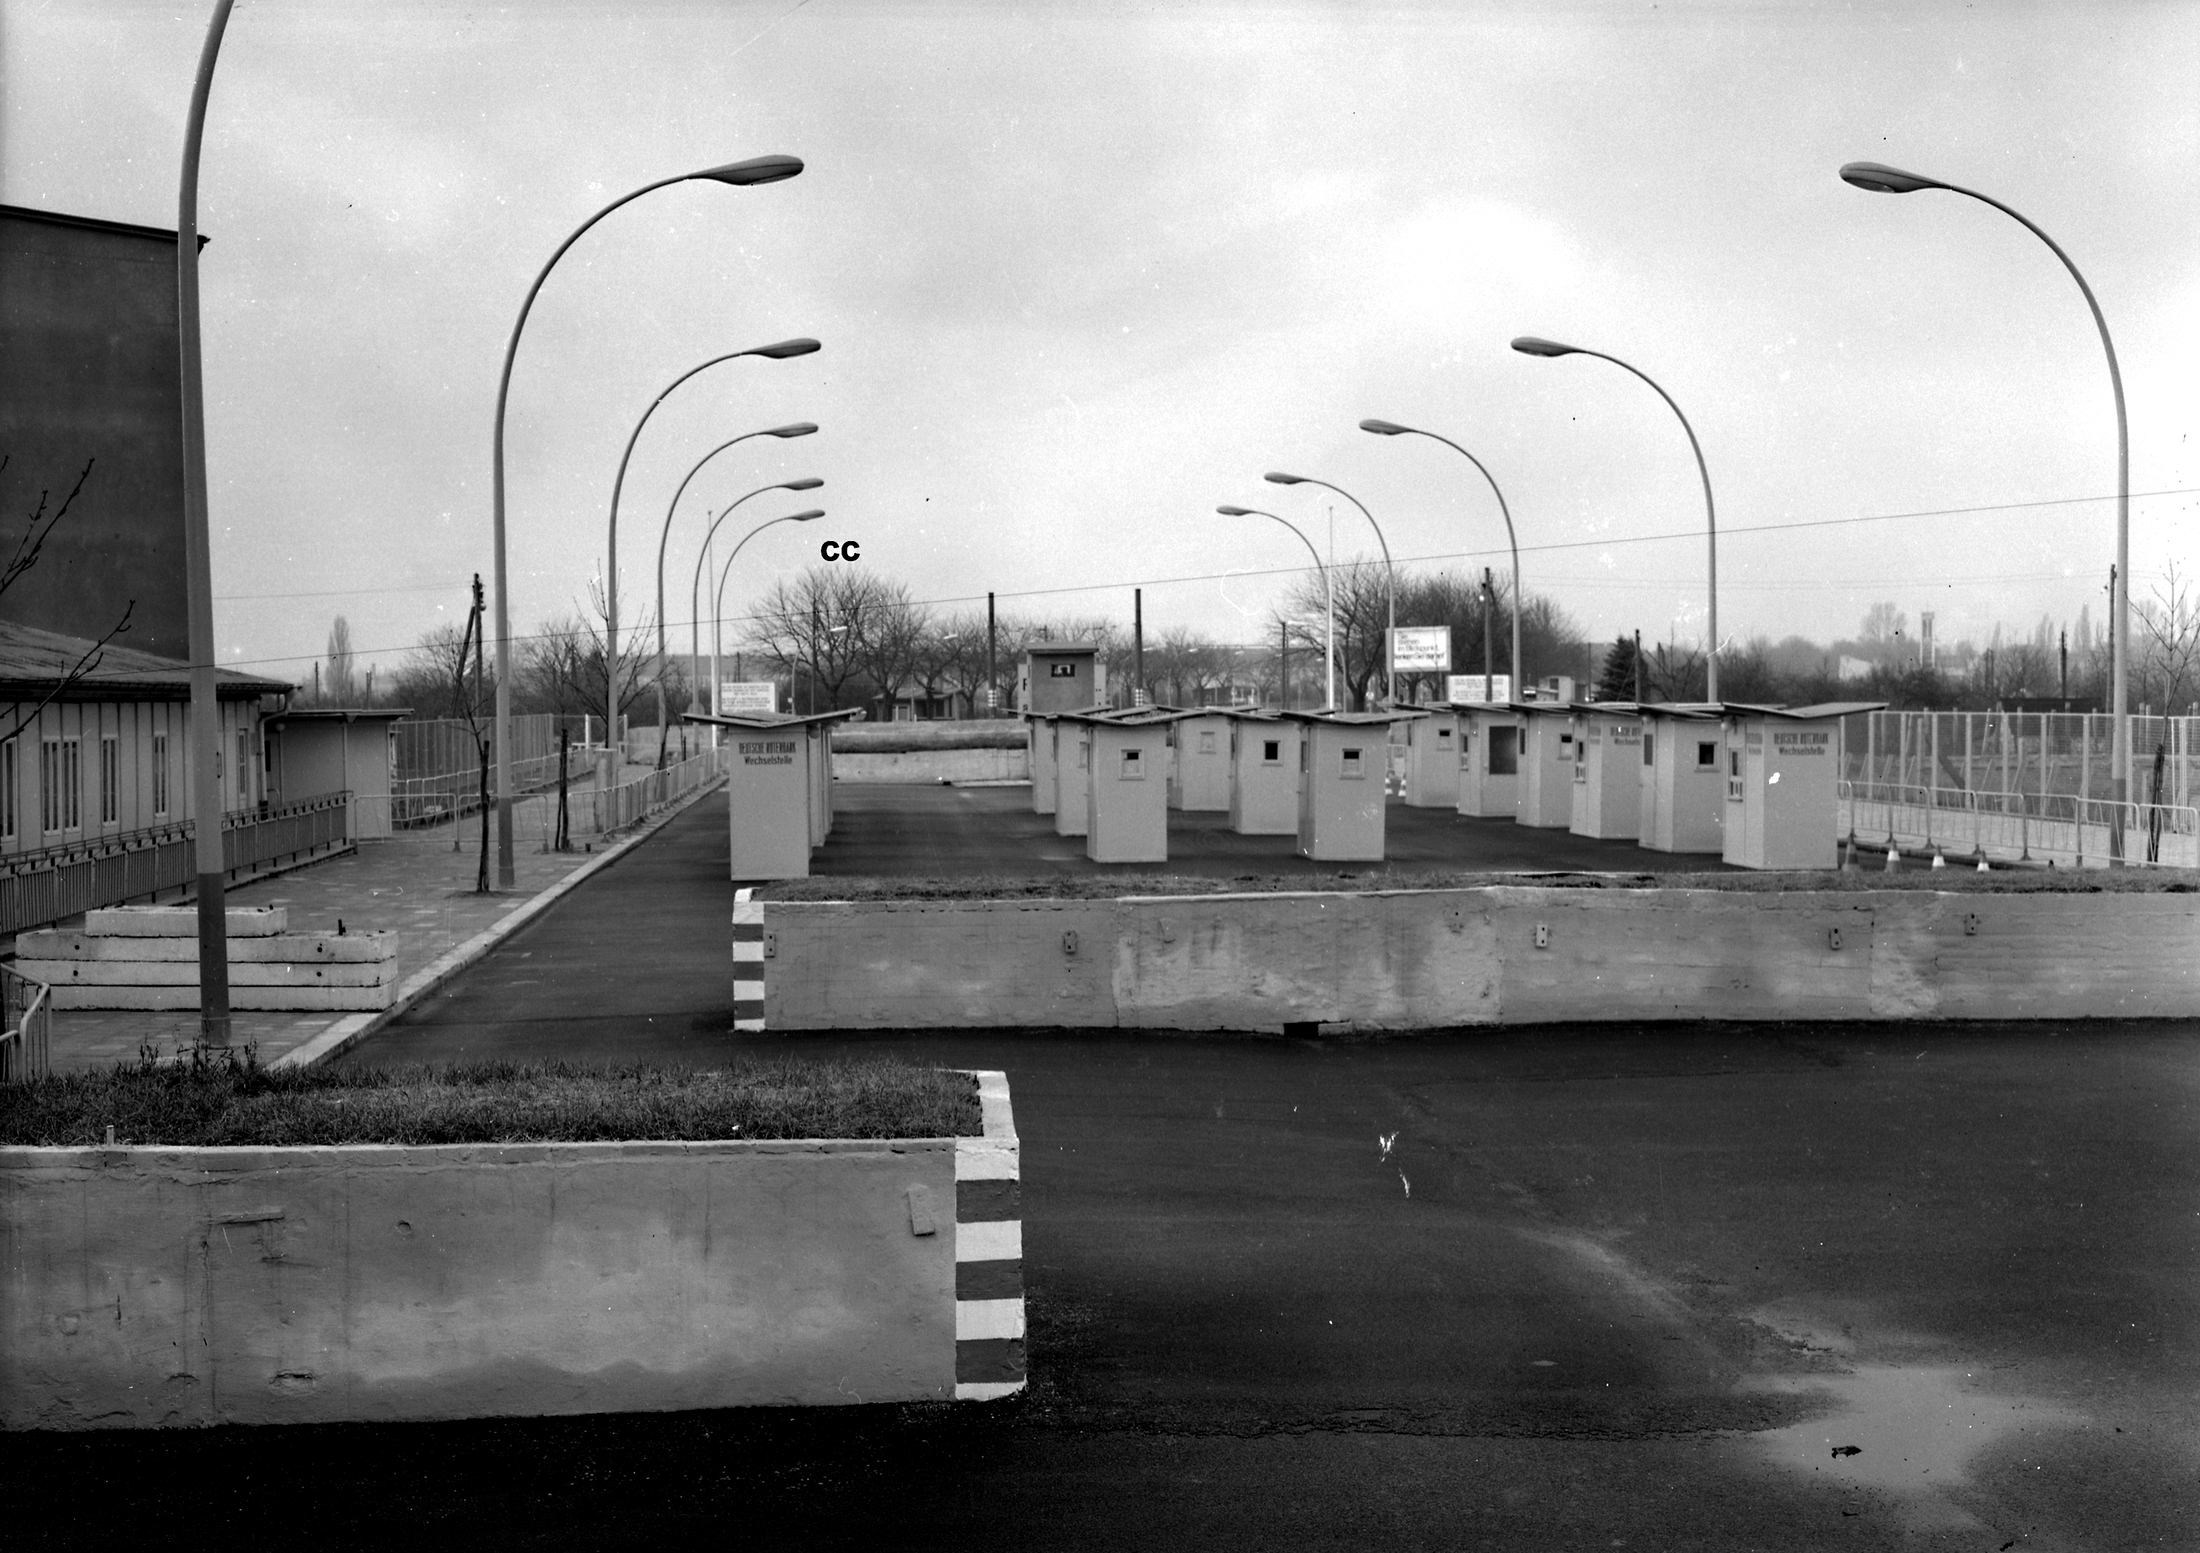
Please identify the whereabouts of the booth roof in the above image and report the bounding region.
[1277,708,1429,726]
[1057,706,1187,726]
[682,708,867,729]
[266,707,413,723]
[1635,702,1725,721]
[1719,701,1887,720]
[1025,642,1101,655]
[1017,701,1117,722]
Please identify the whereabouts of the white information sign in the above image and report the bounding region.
[1390,626,1452,674]
[719,681,777,715]
[1448,674,1512,704]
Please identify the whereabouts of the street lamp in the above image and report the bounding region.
[709,509,827,717]
[1360,419,1524,703]
[1217,505,1335,709]
[1838,159,2132,860]
[690,489,824,713]
[651,423,817,762]
[604,340,819,776]
[491,153,804,888]
[1265,473,1395,705]
[177,0,238,1043]
[1510,336,1720,701]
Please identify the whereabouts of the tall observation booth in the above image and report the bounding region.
[1720,702,1884,870]
[1020,643,1103,716]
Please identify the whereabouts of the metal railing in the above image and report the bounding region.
[1839,779,2200,869]
[569,749,725,838]
[0,791,354,938]
[2,965,53,1084]
[1844,711,2200,816]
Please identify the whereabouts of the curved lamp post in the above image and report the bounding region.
[491,151,803,886]
[1218,505,1335,709]
[688,483,824,717]
[709,509,828,717]
[177,0,238,1041]
[1839,159,2132,860]
[649,423,817,763]
[1361,419,1524,702]
[1511,336,1719,702]
[604,339,819,771]
[1265,473,1396,705]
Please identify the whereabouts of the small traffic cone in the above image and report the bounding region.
[1885,839,1900,871]
[1930,847,1946,870]
[1974,849,1990,873]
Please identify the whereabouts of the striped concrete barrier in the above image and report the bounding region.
[732,888,765,1033]
[955,1069,1025,1400]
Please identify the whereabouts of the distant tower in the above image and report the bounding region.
[1919,611,1935,670]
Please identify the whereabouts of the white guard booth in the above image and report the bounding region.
[1401,708,1461,808]
[691,708,862,880]
[1168,710,1234,812]
[1569,704,1644,840]
[1224,709,1300,836]
[1720,702,1885,870]
[1053,716,1094,838]
[1284,709,1424,862]
[1023,711,1057,815]
[1637,704,1726,854]
[1074,709,1174,863]
[1514,702,1579,829]
[1454,704,1524,818]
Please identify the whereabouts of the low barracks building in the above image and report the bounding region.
[0,620,291,859]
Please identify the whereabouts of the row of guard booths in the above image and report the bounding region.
[1023,702,1433,863]
[687,708,865,879]
[1440,698,1882,868]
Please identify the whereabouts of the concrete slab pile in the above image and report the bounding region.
[16,905,397,1011]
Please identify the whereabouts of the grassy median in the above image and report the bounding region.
[0,1046,982,1148]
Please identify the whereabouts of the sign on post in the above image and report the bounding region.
[1448,673,1512,704]
[719,682,777,715]
[1390,626,1451,674]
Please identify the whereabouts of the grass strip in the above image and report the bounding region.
[0,1047,981,1148]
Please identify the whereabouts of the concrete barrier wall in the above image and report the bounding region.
[832,748,1028,784]
[4,1136,964,1429]
[762,887,2200,1029]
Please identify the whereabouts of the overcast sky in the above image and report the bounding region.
[4,0,2196,686]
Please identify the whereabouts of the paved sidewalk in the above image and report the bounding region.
[40,768,713,1074]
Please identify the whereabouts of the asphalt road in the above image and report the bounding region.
[32,796,2197,1551]
[816,780,1744,878]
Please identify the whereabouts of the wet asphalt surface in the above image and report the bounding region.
[28,792,2200,1550]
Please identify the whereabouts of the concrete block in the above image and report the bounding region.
[15,929,396,964]
[83,905,288,938]
[21,959,397,989]
[47,983,396,1011]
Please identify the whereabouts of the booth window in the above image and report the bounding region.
[1488,726,1519,775]
[41,737,80,834]
[1120,747,1144,779]
[1642,731,1655,767]
[1730,749,1742,777]
[0,738,15,840]
[1341,747,1364,779]
[1438,726,1453,744]
[1076,740,1088,770]
[100,735,119,825]
[152,733,170,817]
[1696,741,1717,770]
[1198,730,1217,754]
[1262,739,1280,764]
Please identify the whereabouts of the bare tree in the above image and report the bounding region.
[852,576,929,721]
[0,457,136,744]
[743,565,875,713]
[324,616,357,705]
[2134,564,2200,714]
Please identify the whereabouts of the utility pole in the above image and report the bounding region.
[1480,569,1495,703]
[2060,628,2069,706]
[1134,588,1145,707]
[986,591,997,716]
[472,574,489,894]
[1279,617,1289,710]
[1634,628,1645,704]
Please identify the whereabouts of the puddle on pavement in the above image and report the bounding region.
[1750,1363,2082,1526]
